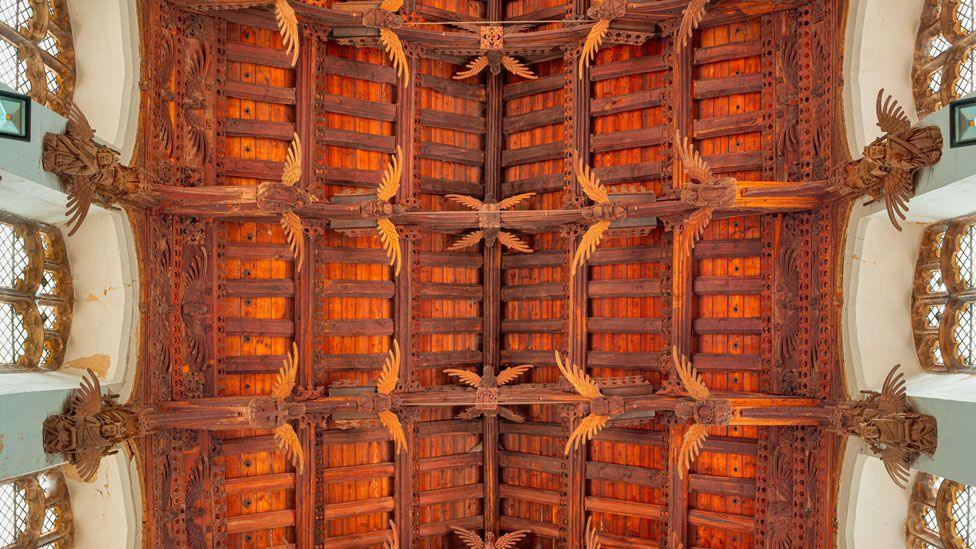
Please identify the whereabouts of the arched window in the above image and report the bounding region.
[913,0,976,117]
[909,473,976,548]
[0,0,74,114]
[0,469,73,548]
[0,211,71,373]
[912,214,976,372]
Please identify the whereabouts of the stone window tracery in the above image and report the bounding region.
[0,469,73,548]
[913,215,976,372]
[909,473,976,548]
[914,0,976,117]
[0,0,74,114]
[0,212,71,373]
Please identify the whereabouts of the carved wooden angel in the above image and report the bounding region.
[835,365,937,487]
[845,90,943,230]
[42,369,141,481]
[452,527,529,549]
[444,364,533,422]
[445,192,535,253]
[451,24,539,81]
[43,104,141,235]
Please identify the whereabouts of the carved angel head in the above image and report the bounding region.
[679,178,737,209]
[256,182,317,214]
[676,398,733,426]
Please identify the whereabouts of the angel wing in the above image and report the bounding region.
[274,0,299,67]
[579,18,610,78]
[280,210,305,272]
[448,230,486,251]
[281,133,302,186]
[377,146,402,202]
[674,129,714,184]
[70,369,103,418]
[379,410,407,454]
[672,347,711,400]
[66,103,95,144]
[882,170,914,231]
[65,176,96,237]
[444,368,483,388]
[497,192,536,210]
[675,0,709,50]
[577,159,610,204]
[454,55,490,80]
[501,54,538,80]
[675,207,713,259]
[384,520,400,549]
[876,89,911,135]
[496,530,530,549]
[446,194,485,211]
[570,220,611,276]
[380,28,410,85]
[378,0,403,11]
[74,449,103,482]
[678,422,710,479]
[585,516,602,549]
[376,218,403,276]
[495,364,533,386]
[451,527,485,549]
[565,413,609,454]
[877,365,908,414]
[273,422,305,473]
[376,339,401,395]
[497,231,534,253]
[271,342,299,399]
[880,444,912,488]
[555,351,602,398]
[497,406,526,423]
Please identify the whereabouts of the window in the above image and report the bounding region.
[913,215,976,373]
[909,473,976,548]
[0,212,71,373]
[0,469,73,548]
[0,0,74,114]
[913,0,976,117]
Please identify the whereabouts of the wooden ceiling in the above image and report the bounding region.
[132,0,848,547]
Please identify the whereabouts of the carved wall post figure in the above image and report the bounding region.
[831,365,938,488]
[42,104,151,235]
[841,90,943,230]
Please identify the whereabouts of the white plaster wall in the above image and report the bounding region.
[67,0,141,163]
[844,0,925,156]
[65,452,142,549]
[837,440,913,549]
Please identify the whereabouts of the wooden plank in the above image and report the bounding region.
[418,74,486,101]
[687,508,755,532]
[415,317,482,334]
[585,496,663,520]
[322,497,395,520]
[590,246,666,265]
[590,55,665,81]
[419,109,487,134]
[499,484,561,506]
[688,473,757,497]
[499,451,563,474]
[591,88,664,117]
[693,73,763,99]
[417,516,483,537]
[694,40,763,65]
[590,127,665,153]
[500,319,566,333]
[226,81,296,104]
[691,353,762,371]
[502,250,565,269]
[318,428,390,444]
[322,318,394,336]
[320,247,390,264]
[588,351,662,370]
[588,278,664,298]
[221,435,275,454]
[417,283,483,300]
[224,279,295,297]
[501,173,565,195]
[503,106,565,134]
[693,317,762,335]
[320,279,395,298]
[225,355,289,373]
[587,317,664,334]
[222,158,283,180]
[501,142,564,167]
[498,421,562,438]
[592,428,665,446]
[225,118,294,140]
[586,461,666,487]
[223,242,292,261]
[318,93,397,121]
[322,462,395,482]
[500,282,567,301]
[226,42,293,68]
[227,510,294,534]
[416,251,484,268]
[317,167,384,188]
[320,352,388,370]
[318,127,396,153]
[693,239,762,258]
[503,74,563,100]
[224,318,294,336]
[319,56,397,84]
[693,275,762,294]
[419,142,485,167]
[415,420,482,436]
[499,516,561,539]
[416,484,484,505]
[694,111,764,139]
[500,349,556,366]
[703,151,764,173]
[417,452,483,472]
[225,473,294,493]
[417,176,483,195]
[595,162,665,184]
[415,350,483,367]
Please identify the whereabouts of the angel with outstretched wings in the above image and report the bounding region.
[445,193,536,253]
[452,527,530,549]
[571,160,614,276]
[556,351,612,453]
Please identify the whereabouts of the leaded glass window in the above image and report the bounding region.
[0,469,72,548]
[913,0,976,117]
[0,0,74,114]
[0,211,71,373]
[909,473,976,548]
